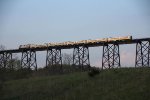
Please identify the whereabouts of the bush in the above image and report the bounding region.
[0,68,32,81]
[88,67,100,77]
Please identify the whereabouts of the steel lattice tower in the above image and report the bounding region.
[0,52,12,69]
[102,43,120,69]
[46,48,62,69]
[135,41,150,67]
[73,46,90,70]
[21,50,37,70]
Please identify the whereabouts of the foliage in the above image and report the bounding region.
[0,68,32,82]
[0,65,85,82]
[88,67,100,77]
[0,67,150,100]
[0,45,6,50]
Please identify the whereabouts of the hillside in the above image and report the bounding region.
[0,68,150,100]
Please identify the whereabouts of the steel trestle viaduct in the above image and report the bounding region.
[0,37,150,70]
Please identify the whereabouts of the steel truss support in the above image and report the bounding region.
[102,43,120,69]
[21,50,37,70]
[135,41,150,67]
[46,48,62,68]
[0,52,13,69]
[73,46,90,70]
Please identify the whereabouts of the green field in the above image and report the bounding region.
[0,67,150,100]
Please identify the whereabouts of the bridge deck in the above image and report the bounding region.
[0,38,150,54]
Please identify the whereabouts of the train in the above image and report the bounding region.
[19,44,47,49]
[19,36,132,49]
[108,36,132,42]
[76,36,132,44]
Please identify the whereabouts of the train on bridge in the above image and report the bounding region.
[19,36,132,49]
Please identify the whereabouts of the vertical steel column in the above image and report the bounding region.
[113,43,121,67]
[73,46,80,66]
[21,50,30,69]
[0,53,3,68]
[135,41,150,67]
[21,50,37,70]
[4,52,13,69]
[102,44,109,69]
[54,49,62,72]
[46,48,53,67]
[78,47,83,68]
[102,43,120,69]
[55,49,62,66]
[82,46,90,69]
[73,46,90,69]
[29,50,37,71]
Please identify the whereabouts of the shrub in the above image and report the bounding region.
[88,67,100,77]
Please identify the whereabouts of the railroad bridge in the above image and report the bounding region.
[0,37,150,70]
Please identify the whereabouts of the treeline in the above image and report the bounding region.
[0,64,92,82]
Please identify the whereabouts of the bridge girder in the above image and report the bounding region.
[102,43,121,69]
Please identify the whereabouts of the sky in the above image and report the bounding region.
[0,0,150,67]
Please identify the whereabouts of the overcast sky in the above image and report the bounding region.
[0,0,150,67]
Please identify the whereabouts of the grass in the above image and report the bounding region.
[0,67,150,100]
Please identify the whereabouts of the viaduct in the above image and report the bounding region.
[0,37,150,70]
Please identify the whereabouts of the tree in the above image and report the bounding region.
[0,45,5,50]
